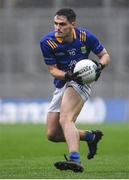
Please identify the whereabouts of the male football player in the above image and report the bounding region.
[40,8,110,172]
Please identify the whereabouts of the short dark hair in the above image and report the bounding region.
[55,8,76,23]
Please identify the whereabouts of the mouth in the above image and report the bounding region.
[56,31,63,37]
[57,31,62,34]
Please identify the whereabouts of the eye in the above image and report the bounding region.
[54,21,58,25]
[59,22,67,26]
[54,22,66,26]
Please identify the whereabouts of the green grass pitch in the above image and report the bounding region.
[0,123,129,179]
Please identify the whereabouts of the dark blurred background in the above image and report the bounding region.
[0,0,129,99]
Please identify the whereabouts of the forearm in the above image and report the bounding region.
[99,53,110,66]
[97,48,110,67]
[47,64,82,84]
[48,65,65,80]
[51,69,65,79]
[93,49,110,81]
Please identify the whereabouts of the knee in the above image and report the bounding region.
[59,113,73,127]
[59,115,67,127]
[47,131,55,142]
[47,130,59,142]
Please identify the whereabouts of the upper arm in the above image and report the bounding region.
[87,31,104,54]
[40,40,57,65]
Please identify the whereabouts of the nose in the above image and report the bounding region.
[55,26,60,31]
[55,24,61,31]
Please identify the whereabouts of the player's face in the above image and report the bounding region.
[54,15,75,39]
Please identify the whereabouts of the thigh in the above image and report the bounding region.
[67,81,91,102]
[60,87,84,122]
[48,87,65,112]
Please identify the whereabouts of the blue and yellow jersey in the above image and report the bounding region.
[40,27,104,88]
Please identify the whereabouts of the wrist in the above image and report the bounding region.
[99,63,105,70]
[65,72,72,80]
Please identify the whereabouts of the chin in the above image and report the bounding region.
[56,31,65,37]
[57,33,63,37]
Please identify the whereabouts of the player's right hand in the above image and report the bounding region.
[65,71,83,84]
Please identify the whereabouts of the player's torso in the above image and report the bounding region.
[48,28,91,71]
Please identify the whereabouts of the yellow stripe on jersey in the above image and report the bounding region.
[83,31,86,41]
[79,31,81,41]
[80,31,82,41]
[50,39,58,48]
[80,31,86,42]
[47,40,55,49]
[47,39,58,49]
[72,28,77,39]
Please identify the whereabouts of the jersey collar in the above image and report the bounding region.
[55,28,77,43]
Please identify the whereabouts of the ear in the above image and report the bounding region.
[71,21,76,27]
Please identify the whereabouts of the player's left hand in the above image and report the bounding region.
[65,71,83,84]
[92,60,105,81]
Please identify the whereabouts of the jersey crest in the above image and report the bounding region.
[81,46,87,54]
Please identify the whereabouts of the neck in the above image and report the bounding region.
[55,28,76,43]
[63,29,74,42]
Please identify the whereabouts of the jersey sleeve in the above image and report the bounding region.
[87,31,104,54]
[40,39,57,65]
